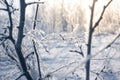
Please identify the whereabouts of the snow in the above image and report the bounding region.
[0,0,120,80]
[1,31,120,80]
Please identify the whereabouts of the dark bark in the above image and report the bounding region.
[32,40,42,80]
[15,0,32,80]
[32,3,42,79]
[4,0,15,44]
[85,0,113,80]
[86,0,96,80]
[33,4,39,29]
[93,0,113,31]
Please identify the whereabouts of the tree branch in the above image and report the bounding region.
[10,8,19,13]
[33,3,39,29]
[0,38,7,45]
[2,43,18,63]
[97,33,120,54]
[43,61,77,79]
[90,33,120,60]
[15,73,25,80]
[25,52,34,60]
[85,0,97,80]
[32,40,42,80]
[0,8,7,11]
[69,45,84,57]
[59,34,65,40]
[0,35,9,45]
[26,2,44,7]
[15,0,33,80]
[4,0,15,44]
[31,2,42,79]
[92,0,113,32]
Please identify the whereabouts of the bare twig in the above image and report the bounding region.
[59,34,65,40]
[69,50,84,57]
[92,0,113,31]
[26,2,44,7]
[40,42,49,53]
[0,8,7,11]
[33,3,39,29]
[3,0,15,44]
[32,40,42,80]
[96,33,120,55]
[94,51,117,80]
[10,8,19,13]
[2,43,18,63]
[31,1,42,79]
[0,37,7,45]
[44,61,77,79]
[78,45,84,57]
[94,65,105,80]
[15,73,25,80]
[25,52,34,60]
[0,0,5,6]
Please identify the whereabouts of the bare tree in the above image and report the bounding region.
[0,0,44,80]
[85,0,113,80]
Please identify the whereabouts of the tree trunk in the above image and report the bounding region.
[86,0,96,80]
[15,0,33,80]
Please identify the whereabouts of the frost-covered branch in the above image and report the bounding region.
[95,33,120,56]
[43,61,77,79]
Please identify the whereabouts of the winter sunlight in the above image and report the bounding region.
[0,0,120,80]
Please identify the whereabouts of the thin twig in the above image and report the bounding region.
[69,45,84,57]
[25,52,34,60]
[4,0,15,44]
[31,1,42,79]
[0,38,7,45]
[11,8,19,13]
[44,61,77,79]
[59,34,65,40]
[0,8,7,11]
[33,3,39,29]
[92,0,113,31]
[96,33,120,55]
[32,40,42,79]
[26,2,44,7]
[3,43,18,63]
[15,73,25,80]
[94,51,117,80]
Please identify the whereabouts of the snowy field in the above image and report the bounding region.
[0,32,120,80]
[0,0,120,80]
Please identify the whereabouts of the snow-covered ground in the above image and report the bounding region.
[0,32,120,80]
